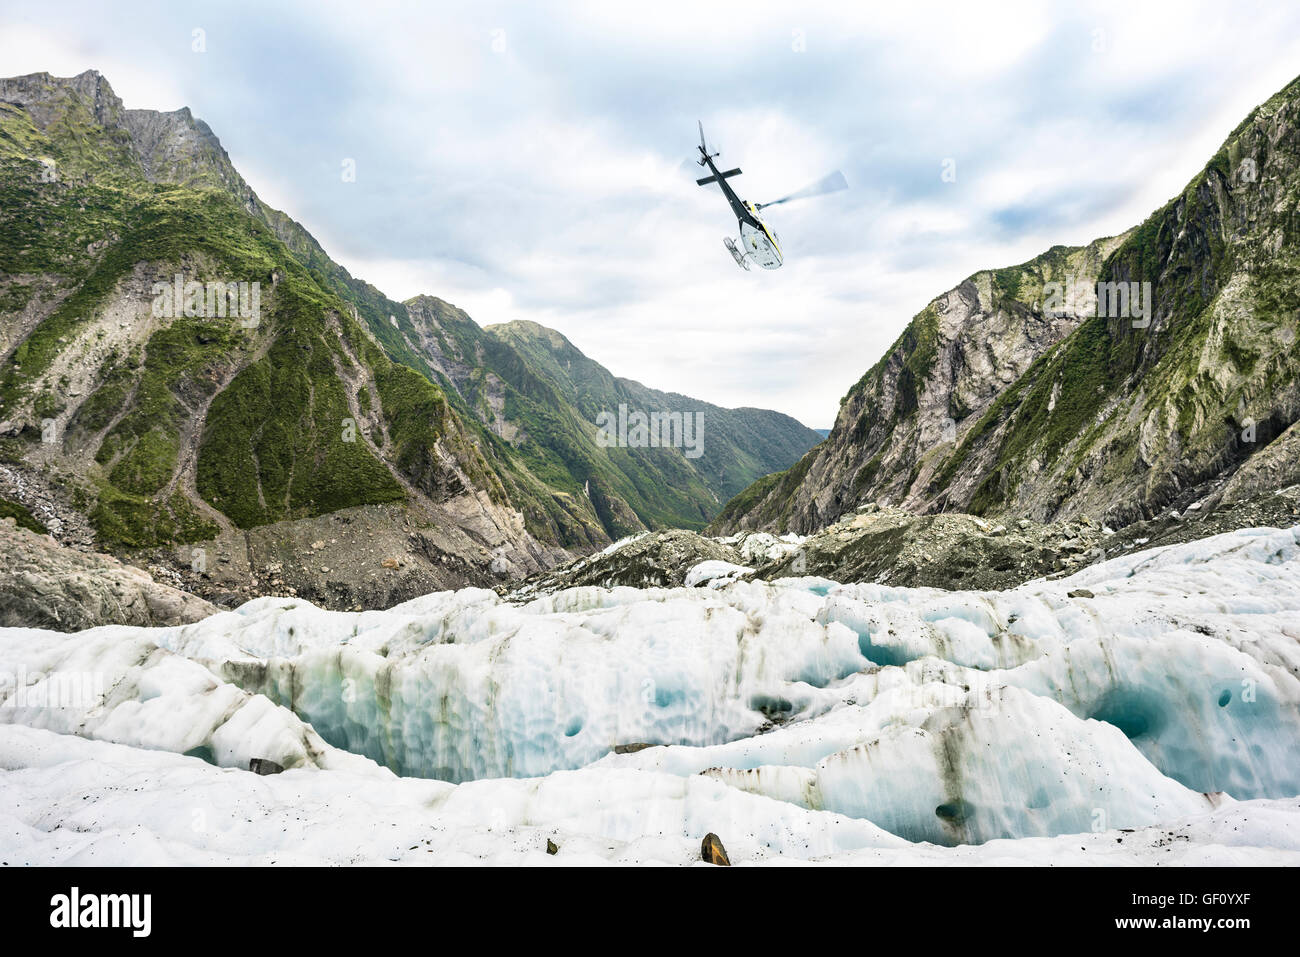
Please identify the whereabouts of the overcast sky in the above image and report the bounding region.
[5,1,1300,426]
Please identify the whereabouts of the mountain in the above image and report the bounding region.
[715,74,1300,535]
[0,70,817,608]
[398,298,821,537]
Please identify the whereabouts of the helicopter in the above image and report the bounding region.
[694,121,848,270]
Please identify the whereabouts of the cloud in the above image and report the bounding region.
[4,0,1300,426]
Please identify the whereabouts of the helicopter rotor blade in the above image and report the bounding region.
[756,169,849,210]
[696,120,719,165]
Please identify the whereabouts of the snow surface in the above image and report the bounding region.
[2,525,1299,864]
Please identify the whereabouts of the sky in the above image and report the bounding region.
[4,1,1300,427]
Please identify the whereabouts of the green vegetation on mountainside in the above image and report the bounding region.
[0,86,464,546]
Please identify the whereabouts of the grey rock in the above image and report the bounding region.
[521,510,1122,594]
[520,529,745,592]
[0,522,216,631]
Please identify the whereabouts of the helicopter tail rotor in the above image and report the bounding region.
[697,120,721,166]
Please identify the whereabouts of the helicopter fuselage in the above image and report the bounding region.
[738,218,782,269]
[699,152,783,270]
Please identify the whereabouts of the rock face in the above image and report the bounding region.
[753,507,1109,591]
[520,529,749,591]
[0,71,249,198]
[527,487,1300,593]
[716,73,1300,537]
[526,511,1103,593]
[0,519,215,630]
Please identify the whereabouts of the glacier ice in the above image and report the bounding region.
[2,525,1300,861]
[2,724,1297,865]
[0,624,379,775]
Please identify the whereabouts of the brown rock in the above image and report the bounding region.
[700,832,730,866]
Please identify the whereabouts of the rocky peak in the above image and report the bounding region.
[401,294,488,394]
[0,69,125,129]
[1,69,253,200]
[488,318,579,357]
[121,105,246,194]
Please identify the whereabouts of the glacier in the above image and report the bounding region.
[2,526,1300,864]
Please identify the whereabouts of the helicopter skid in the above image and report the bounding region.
[722,236,750,269]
